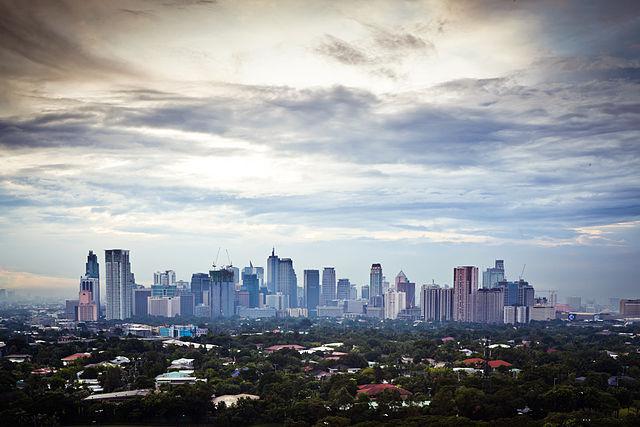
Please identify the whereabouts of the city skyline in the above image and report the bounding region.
[1,0,639,301]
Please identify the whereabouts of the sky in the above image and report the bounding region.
[0,0,639,302]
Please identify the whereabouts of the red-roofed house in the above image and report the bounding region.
[264,344,305,353]
[61,352,91,366]
[357,384,412,399]
[462,358,485,366]
[488,360,512,369]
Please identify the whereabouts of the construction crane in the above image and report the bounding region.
[519,264,526,280]
[212,247,221,269]
[225,249,233,267]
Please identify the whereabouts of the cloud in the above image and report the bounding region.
[316,35,372,65]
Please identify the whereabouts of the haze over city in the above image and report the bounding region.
[1,0,639,301]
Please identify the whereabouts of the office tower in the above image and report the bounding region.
[105,249,133,320]
[236,290,250,308]
[421,285,454,322]
[453,266,478,322]
[190,273,210,306]
[337,278,351,300]
[278,258,297,308]
[382,276,390,294]
[77,289,98,321]
[369,264,383,307]
[384,289,406,319]
[499,279,534,307]
[473,288,504,324]
[395,271,416,308]
[266,248,279,294]
[482,259,505,289]
[567,296,582,311]
[242,270,260,308]
[178,290,195,317]
[65,299,79,320]
[361,285,370,300]
[151,283,177,297]
[210,267,235,318]
[148,296,181,317]
[266,292,289,310]
[85,250,100,312]
[620,299,640,317]
[133,287,151,316]
[230,266,240,287]
[304,269,320,317]
[321,267,336,305]
[242,262,264,288]
[154,270,176,286]
[350,285,357,300]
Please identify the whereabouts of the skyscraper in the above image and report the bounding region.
[266,248,279,294]
[242,270,260,308]
[105,249,133,320]
[482,260,505,289]
[154,270,176,286]
[133,286,151,317]
[190,273,210,306]
[337,278,351,300]
[210,267,235,318]
[85,250,100,313]
[384,289,406,320]
[361,285,370,300]
[278,258,298,308]
[395,271,416,308]
[369,263,383,307]
[321,267,336,305]
[304,269,320,317]
[77,289,97,322]
[453,266,478,322]
[473,288,504,324]
[421,284,454,322]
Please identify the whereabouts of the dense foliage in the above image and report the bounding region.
[1,313,640,426]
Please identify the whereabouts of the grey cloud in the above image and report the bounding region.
[315,35,371,65]
[0,0,133,80]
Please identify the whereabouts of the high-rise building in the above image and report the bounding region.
[148,296,181,317]
[384,289,406,319]
[482,259,505,289]
[266,249,297,307]
[154,270,176,286]
[620,299,640,317]
[567,296,582,311]
[473,288,504,324]
[266,248,279,294]
[304,269,320,317]
[242,270,260,308]
[337,278,351,301]
[266,292,289,311]
[395,271,416,308]
[369,264,383,307]
[321,267,336,305]
[350,284,357,300]
[453,266,478,322]
[105,249,133,320]
[242,262,264,288]
[151,283,178,297]
[498,279,535,307]
[77,289,98,321]
[421,285,454,322]
[361,285,370,300]
[278,258,297,308]
[190,273,210,306]
[210,267,235,318]
[85,250,100,313]
[133,287,151,317]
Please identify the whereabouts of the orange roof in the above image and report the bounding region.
[61,352,91,361]
[357,384,412,396]
[462,357,485,365]
[488,360,512,368]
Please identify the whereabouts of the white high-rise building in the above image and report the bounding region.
[421,285,454,322]
[384,289,406,320]
[154,270,176,286]
[105,249,133,320]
